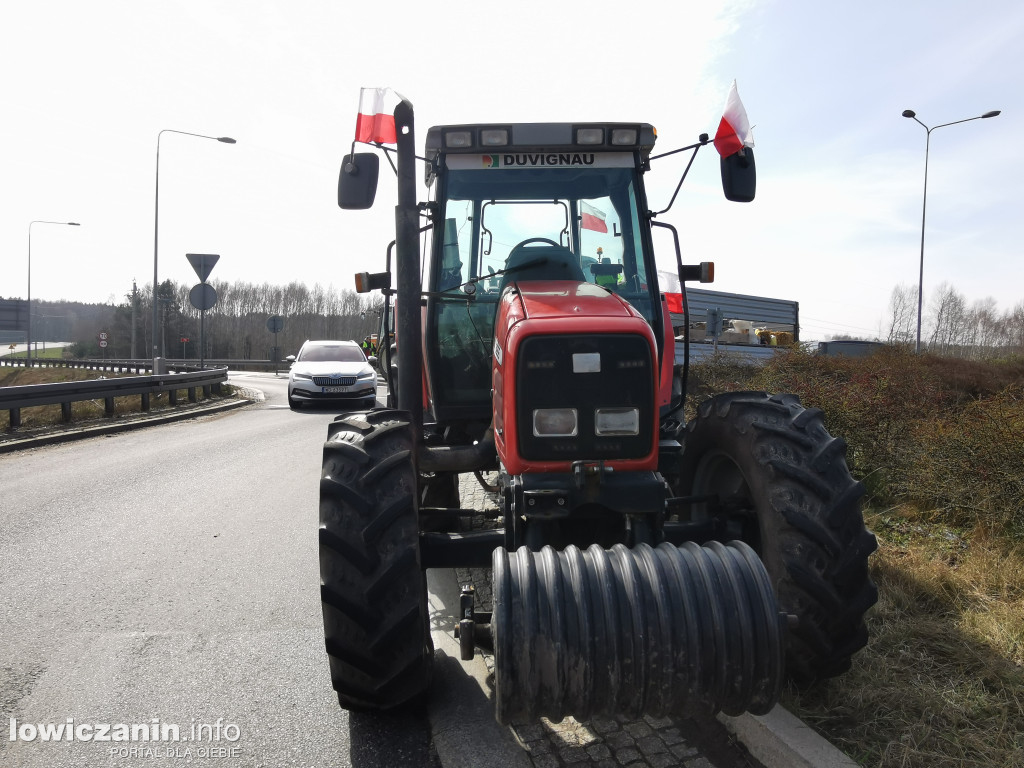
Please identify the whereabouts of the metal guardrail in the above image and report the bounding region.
[2,367,229,429]
[1,357,280,373]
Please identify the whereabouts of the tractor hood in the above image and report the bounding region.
[512,280,645,326]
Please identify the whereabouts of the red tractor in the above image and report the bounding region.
[321,94,877,723]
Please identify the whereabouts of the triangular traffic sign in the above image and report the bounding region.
[186,253,220,283]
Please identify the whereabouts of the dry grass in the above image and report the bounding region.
[783,512,1024,767]
[685,350,1024,767]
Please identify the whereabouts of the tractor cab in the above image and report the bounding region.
[421,124,665,425]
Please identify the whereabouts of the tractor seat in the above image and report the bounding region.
[498,245,586,296]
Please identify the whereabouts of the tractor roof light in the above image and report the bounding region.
[444,130,473,149]
[576,127,604,145]
[480,128,509,147]
[610,128,639,146]
[425,122,656,161]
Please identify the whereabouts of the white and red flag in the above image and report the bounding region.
[658,269,684,315]
[713,80,754,158]
[355,87,399,144]
[580,201,608,233]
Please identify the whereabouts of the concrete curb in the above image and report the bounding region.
[0,397,252,454]
[718,707,860,768]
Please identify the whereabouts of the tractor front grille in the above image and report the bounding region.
[515,333,654,461]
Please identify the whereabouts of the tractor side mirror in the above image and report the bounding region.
[338,153,379,210]
[720,148,756,203]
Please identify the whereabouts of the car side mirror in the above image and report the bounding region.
[338,153,379,210]
[721,148,756,203]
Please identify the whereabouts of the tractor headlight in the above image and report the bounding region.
[533,408,578,437]
[594,407,640,436]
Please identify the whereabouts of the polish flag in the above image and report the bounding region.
[713,80,754,158]
[580,201,608,233]
[355,87,398,144]
[659,269,684,315]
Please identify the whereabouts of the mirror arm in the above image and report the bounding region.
[371,143,432,177]
[650,140,705,217]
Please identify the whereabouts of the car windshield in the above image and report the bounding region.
[298,344,364,363]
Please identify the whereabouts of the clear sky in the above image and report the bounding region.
[3,0,1020,341]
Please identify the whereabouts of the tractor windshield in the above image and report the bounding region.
[431,153,655,323]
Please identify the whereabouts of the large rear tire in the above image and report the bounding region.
[319,409,433,710]
[677,391,877,682]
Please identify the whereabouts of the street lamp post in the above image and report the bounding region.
[153,129,235,372]
[27,220,80,365]
[902,108,1000,353]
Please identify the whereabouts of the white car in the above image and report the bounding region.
[287,339,377,411]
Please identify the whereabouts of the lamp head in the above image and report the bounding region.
[217,137,237,144]
[68,222,80,226]
[982,110,1000,119]
[902,110,916,118]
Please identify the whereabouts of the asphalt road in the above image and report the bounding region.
[1,371,805,768]
[1,372,440,768]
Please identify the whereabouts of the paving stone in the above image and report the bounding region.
[589,717,621,735]
[559,745,589,763]
[614,747,642,764]
[525,738,553,755]
[604,731,634,750]
[637,735,668,756]
[623,722,654,740]
[671,742,701,760]
[643,715,675,729]
[682,757,716,768]
[585,744,612,761]
[648,754,679,768]
[658,727,685,746]
[530,753,561,768]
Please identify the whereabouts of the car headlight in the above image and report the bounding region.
[594,407,640,436]
[291,372,313,381]
[533,408,578,437]
[356,370,376,381]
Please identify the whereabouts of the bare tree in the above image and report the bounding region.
[927,282,968,355]
[885,283,917,346]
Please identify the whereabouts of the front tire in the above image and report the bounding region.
[677,391,877,682]
[319,409,433,710]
